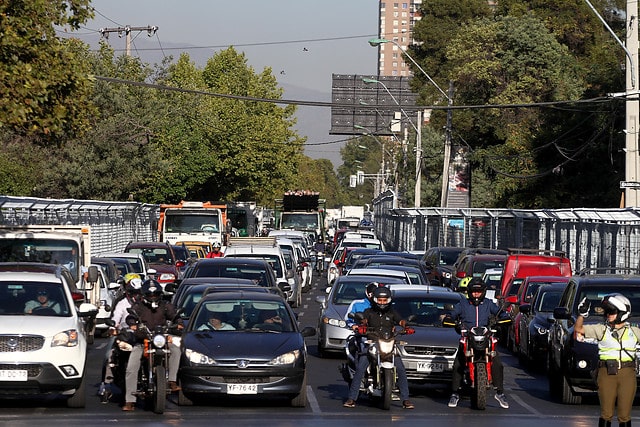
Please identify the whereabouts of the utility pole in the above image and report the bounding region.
[99,26,158,56]
[414,110,422,208]
[624,0,639,207]
[440,82,454,208]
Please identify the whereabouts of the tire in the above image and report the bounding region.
[153,365,167,414]
[471,362,488,410]
[561,374,581,405]
[66,374,87,408]
[380,368,393,410]
[290,372,308,407]
[177,388,193,406]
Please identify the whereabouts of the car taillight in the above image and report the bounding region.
[71,291,85,302]
[175,260,185,268]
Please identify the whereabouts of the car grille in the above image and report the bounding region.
[402,345,457,356]
[0,364,42,377]
[0,335,45,352]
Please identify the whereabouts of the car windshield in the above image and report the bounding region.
[192,299,293,332]
[393,295,461,326]
[192,265,270,286]
[0,281,71,316]
[536,290,562,312]
[226,255,283,277]
[332,281,370,305]
[576,286,640,320]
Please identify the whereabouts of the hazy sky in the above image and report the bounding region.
[74,0,381,166]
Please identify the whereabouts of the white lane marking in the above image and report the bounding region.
[307,385,321,413]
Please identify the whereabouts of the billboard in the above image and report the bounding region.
[330,74,418,136]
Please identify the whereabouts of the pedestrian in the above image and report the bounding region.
[574,293,640,427]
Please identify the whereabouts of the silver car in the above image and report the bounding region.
[391,288,463,388]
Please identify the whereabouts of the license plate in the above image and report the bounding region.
[227,383,258,394]
[0,370,28,381]
[417,362,444,372]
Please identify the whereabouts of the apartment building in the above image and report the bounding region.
[376,1,422,76]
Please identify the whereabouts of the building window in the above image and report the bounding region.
[394,3,399,8]
[402,3,408,8]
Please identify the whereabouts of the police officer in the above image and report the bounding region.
[575,294,640,427]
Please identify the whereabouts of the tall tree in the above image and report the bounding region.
[0,1,95,140]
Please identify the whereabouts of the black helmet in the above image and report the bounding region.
[601,293,631,324]
[466,277,487,306]
[372,286,392,312]
[365,282,381,301]
[142,279,163,309]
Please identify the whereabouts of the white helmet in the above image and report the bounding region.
[601,293,631,323]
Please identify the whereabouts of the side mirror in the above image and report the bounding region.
[553,307,570,320]
[519,304,531,315]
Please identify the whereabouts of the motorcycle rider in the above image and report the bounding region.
[343,286,414,410]
[574,294,640,427]
[446,277,510,409]
[122,279,182,411]
[344,282,380,328]
[98,273,143,403]
[206,242,223,258]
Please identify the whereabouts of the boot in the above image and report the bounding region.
[599,418,611,427]
[619,421,631,427]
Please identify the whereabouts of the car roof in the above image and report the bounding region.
[346,268,409,278]
[391,287,461,298]
[199,289,285,303]
[179,277,257,286]
[194,257,271,266]
[332,275,407,285]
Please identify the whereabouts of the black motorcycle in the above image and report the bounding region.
[341,322,414,410]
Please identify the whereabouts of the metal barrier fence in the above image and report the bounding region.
[0,196,158,255]
[4,193,640,273]
[372,191,640,272]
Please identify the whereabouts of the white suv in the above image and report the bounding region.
[0,263,97,407]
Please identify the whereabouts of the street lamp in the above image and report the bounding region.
[368,37,454,209]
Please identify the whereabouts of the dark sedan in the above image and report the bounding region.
[516,282,567,366]
[178,291,315,407]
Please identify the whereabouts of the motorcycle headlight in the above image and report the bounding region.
[269,349,300,365]
[378,339,395,354]
[52,329,79,347]
[533,323,548,335]
[185,349,217,365]
[153,334,167,348]
[443,272,452,279]
[323,316,347,328]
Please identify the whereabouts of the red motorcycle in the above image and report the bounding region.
[444,318,510,410]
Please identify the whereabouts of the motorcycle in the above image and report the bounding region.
[315,250,325,273]
[443,317,511,410]
[340,322,414,410]
[126,309,182,414]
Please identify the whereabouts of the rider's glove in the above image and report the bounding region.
[578,297,590,318]
[404,327,415,335]
[357,325,368,335]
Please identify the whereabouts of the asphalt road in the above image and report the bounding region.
[0,273,625,427]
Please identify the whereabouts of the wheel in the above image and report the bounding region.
[380,368,394,410]
[66,373,87,408]
[290,372,308,407]
[471,362,488,410]
[561,374,581,404]
[153,365,167,414]
[177,388,193,406]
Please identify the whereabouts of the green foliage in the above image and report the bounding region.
[409,1,625,208]
[0,1,95,140]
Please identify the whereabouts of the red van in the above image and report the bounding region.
[499,249,572,299]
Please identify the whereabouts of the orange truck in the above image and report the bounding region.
[499,248,573,300]
[158,201,228,247]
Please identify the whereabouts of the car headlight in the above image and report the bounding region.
[533,323,548,335]
[159,273,176,281]
[268,349,300,365]
[442,272,452,279]
[185,348,217,365]
[322,316,347,328]
[52,329,79,347]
